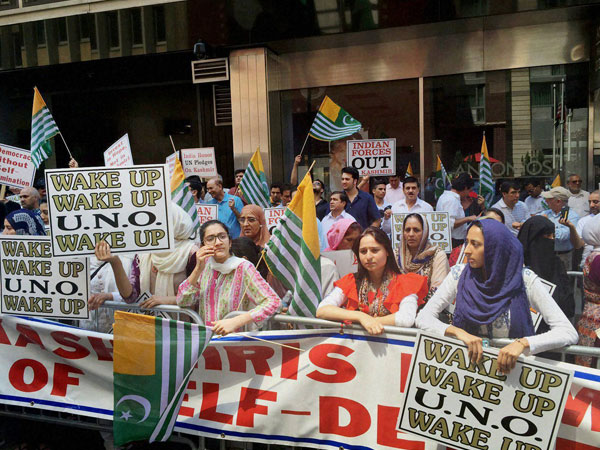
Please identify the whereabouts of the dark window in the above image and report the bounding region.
[89,15,97,50]
[58,17,67,43]
[35,20,46,46]
[79,14,89,40]
[107,11,119,48]
[14,26,23,66]
[131,8,143,46]
[153,5,166,43]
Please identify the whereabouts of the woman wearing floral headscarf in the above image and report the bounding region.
[397,213,449,303]
[2,209,46,236]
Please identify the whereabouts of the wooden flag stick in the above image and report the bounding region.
[0,185,6,200]
[169,135,177,154]
[59,132,74,160]
[298,133,310,157]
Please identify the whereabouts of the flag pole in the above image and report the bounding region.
[298,133,310,157]
[212,329,304,351]
[168,135,178,155]
[0,185,5,200]
[58,132,74,160]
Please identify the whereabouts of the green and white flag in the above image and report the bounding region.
[434,155,451,200]
[239,148,271,208]
[265,172,321,317]
[171,156,200,228]
[309,96,361,141]
[113,311,212,446]
[479,135,495,207]
[30,87,60,169]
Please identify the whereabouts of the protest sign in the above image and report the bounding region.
[45,165,173,257]
[392,212,451,253]
[0,235,89,319]
[346,138,396,176]
[322,249,358,277]
[265,207,285,234]
[0,316,598,450]
[181,148,217,178]
[103,134,134,167]
[398,332,573,450]
[166,153,177,177]
[196,204,218,224]
[0,143,35,189]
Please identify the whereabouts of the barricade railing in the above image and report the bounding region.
[567,271,584,317]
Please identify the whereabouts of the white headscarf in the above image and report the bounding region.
[582,214,600,251]
[138,203,197,296]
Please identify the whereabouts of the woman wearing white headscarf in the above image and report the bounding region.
[95,203,199,306]
[577,214,600,366]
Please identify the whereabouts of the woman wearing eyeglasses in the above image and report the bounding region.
[176,219,281,335]
[239,205,271,247]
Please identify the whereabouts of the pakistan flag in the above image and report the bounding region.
[113,312,212,445]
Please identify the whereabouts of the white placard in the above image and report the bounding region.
[166,153,177,178]
[196,204,218,224]
[322,249,358,277]
[346,138,396,176]
[181,148,217,178]
[265,207,285,234]
[45,165,173,257]
[0,143,36,189]
[392,211,451,253]
[103,134,134,167]
[398,332,573,450]
[0,235,89,319]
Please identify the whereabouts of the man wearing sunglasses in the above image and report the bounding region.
[567,174,590,218]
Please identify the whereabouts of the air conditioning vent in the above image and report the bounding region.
[213,84,232,126]
[191,57,229,84]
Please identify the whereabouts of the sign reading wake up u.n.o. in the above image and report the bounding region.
[45,165,174,257]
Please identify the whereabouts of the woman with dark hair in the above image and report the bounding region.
[2,209,46,236]
[317,227,428,334]
[176,220,280,335]
[398,213,449,302]
[416,219,578,374]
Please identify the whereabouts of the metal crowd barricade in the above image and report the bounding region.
[567,271,584,317]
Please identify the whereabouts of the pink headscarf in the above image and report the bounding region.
[325,218,357,251]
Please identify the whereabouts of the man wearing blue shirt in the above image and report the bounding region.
[541,186,580,270]
[207,176,243,238]
[341,167,381,230]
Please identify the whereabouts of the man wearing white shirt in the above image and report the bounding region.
[524,179,545,216]
[492,180,530,236]
[576,190,600,268]
[567,173,590,218]
[384,174,404,205]
[436,173,477,248]
[321,191,356,237]
[382,177,432,236]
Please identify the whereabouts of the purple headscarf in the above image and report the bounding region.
[454,219,534,338]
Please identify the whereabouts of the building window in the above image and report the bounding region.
[35,20,46,47]
[107,11,120,49]
[153,5,166,43]
[58,17,68,43]
[130,8,143,46]
[468,84,485,124]
[14,25,23,67]
[531,83,553,107]
[79,14,89,40]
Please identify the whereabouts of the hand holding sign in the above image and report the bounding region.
[95,240,119,264]
[497,338,529,374]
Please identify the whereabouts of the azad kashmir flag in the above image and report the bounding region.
[171,156,200,228]
[434,155,451,200]
[551,174,561,187]
[405,162,414,178]
[113,311,212,446]
[308,96,361,141]
[239,148,270,208]
[479,135,495,207]
[265,172,321,317]
[30,87,60,169]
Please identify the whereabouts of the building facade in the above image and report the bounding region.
[0,0,599,191]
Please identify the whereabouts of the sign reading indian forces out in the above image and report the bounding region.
[346,138,396,176]
[0,235,89,319]
[45,165,173,257]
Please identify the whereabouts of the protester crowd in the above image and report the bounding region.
[1,161,598,373]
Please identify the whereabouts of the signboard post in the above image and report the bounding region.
[346,138,396,176]
[181,148,217,179]
[0,143,36,189]
[45,165,173,257]
[392,211,451,253]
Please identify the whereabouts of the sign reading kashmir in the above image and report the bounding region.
[392,212,451,253]
[0,236,89,319]
[346,138,396,176]
[45,165,173,257]
[398,333,573,450]
[0,317,599,450]
[104,134,134,167]
[0,143,36,189]
[181,148,217,178]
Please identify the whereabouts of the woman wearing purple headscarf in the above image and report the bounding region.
[416,219,577,374]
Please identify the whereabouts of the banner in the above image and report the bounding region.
[0,316,598,450]
[45,165,173,257]
[165,153,177,178]
[392,212,451,253]
[181,148,217,179]
[0,236,89,319]
[346,138,396,176]
[196,204,218,224]
[264,207,285,234]
[104,134,134,168]
[0,143,35,189]
[322,249,358,277]
[398,333,573,450]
